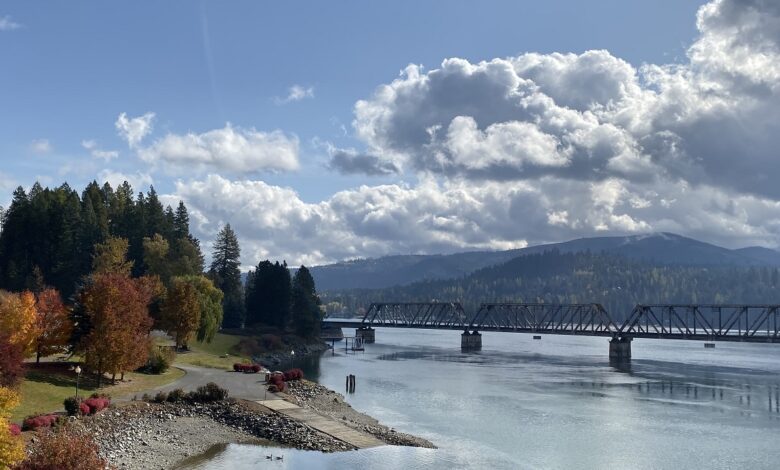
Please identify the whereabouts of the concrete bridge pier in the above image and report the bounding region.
[356,326,376,344]
[461,330,482,351]
[609,336,632,360]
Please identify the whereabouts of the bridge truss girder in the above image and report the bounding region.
[469,303,619,335]
[619,304,780,342]
[362,302,469,329]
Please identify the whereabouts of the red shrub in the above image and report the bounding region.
[268,373,286,392]
[83,397,110,414]
[233,363,261,373]
[14,429,109,470]
[283,368,304,381]
[79,402,91,416]
[9,423,21,436]
[22,414,58,431]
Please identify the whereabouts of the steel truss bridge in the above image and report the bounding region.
[324,302,780,343]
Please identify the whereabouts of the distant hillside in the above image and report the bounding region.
[324,250,780,321]
[309,233,780,291]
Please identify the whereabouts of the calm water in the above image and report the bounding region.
[179,329,780,469]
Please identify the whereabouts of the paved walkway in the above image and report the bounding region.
[150,365,282,401]
[257,399,384,449]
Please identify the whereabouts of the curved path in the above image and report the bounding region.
[145,364,280,402]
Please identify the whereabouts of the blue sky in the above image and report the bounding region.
[3,0,780,267]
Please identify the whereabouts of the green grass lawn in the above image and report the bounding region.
[174,332,249,370]
[12,364,185,422]
[190,332,243,356]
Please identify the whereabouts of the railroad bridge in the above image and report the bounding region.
[323,303,780,360]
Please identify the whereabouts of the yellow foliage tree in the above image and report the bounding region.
[92,236,134,276]
[162,277,200,349]
[0,387,24,468]
[0,290,40,357]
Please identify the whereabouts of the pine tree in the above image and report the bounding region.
[291,266,322,337]
[209,224,244,328]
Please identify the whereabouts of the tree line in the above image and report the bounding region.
[0,181,324,386]
[324,250,780,321]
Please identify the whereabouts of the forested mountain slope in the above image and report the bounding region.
[323,251,780,321]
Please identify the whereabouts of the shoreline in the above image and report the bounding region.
[60,379,433,469]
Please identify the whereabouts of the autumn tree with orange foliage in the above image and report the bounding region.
[0,290,39,357]
[32,288,72,364]
[79,273,161,386]
[162,277,200,349]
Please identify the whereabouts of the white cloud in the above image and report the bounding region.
[275,85,315,104]
[115,112,155,148]
[29,139,52,155]
[113,0,780,264]
[139,124,299,173]
[81,139,119,161]
[97,169,153,193]
[0,15,21,31]
[172,172,780,267]
[339,0,780,200]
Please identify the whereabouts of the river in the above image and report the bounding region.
[178,328,780,469]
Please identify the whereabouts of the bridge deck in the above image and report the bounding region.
[324,303,780,343]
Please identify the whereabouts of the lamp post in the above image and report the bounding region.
[290,350,295,370]
[74,365,82,399]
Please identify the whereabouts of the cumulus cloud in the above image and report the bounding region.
[173,172,780,267]
[29,139,52,155]
[327,147,399,176]
[274,85,315,105]
[340,0,780,199]
[81,139,119,161]
[170,0,780,264]
[115,112,155,148]
[0,15,21,31]
[138,124,299,174]
[97,169,153,193]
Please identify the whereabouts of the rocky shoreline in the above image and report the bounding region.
[252,340,331,369]
[54,379,433,469]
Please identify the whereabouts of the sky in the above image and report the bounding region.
[2,0,779,267]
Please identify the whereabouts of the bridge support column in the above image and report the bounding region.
[461,330,482,351]
[356,326,375,344]
[609,336,632,360]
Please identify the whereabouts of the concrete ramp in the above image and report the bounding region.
[256,399,384,449]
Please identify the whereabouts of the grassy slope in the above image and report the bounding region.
[172,332,249,370]
[12,365,184,422]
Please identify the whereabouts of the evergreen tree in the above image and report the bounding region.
[209,224,244,328]
[244,260,291,328]
[291,266,322,337]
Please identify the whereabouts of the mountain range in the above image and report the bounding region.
[309,233,780,291]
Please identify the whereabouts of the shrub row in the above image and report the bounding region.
[283,368,304,381]
[233,363,262,373]
[63,393,112,417]
[22,414,59,431]
[143,383,229,404]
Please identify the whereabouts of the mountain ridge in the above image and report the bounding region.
[309,233,780,291]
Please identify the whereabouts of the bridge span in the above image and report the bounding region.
[323,302,780,359]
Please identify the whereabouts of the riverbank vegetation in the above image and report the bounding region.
[0,179,327,468]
